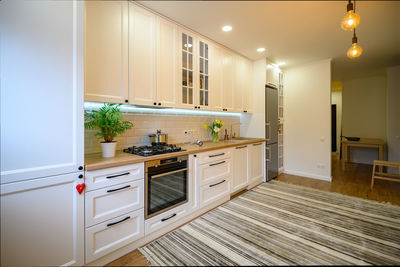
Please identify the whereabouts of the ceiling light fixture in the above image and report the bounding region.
[222,25,232,32]
[277,62,286,66]
[257,48,265,52]
[341,0,360,31]
[347,29,363,59]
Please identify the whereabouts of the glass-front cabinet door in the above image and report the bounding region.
[199,41,209,108]
[181,32,194,106]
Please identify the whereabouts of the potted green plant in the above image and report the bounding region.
[203,120,224,143]
[85,103,133,158]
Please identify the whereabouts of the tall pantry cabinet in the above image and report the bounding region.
[1,0,84,266]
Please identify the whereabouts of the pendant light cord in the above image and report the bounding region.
[354,0,356,13]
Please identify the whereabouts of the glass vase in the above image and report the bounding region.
[212,133,219,143]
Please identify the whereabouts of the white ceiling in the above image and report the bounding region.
[138,1,400,80]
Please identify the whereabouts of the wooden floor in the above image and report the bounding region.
[106,155,400,266]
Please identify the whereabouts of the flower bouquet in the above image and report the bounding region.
[204,120,224,143]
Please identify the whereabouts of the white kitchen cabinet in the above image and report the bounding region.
[198,158,232,186]
[156,16,179,107]
[85,179,144,227]
[198,38,211,109]
[145,203,189,235]
[1,0,84,184]
[85,209,144,264]
[1,173,84,266]
[232,145,249,193]
[210,45,223,111]
[199,178,230,208]
[84,0,128,104]
[266,63,281,88]
[248,142,265,184]
[243,59,253,113]
[233,56,246,112]
[128,4,157,106]
[221,49,235,111]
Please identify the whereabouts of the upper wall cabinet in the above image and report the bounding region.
[128,4,157,106]
[243,59,253,113]
[156,17,178,107]
[233,56,246,112]
[178,28,196,109]
[221,49,234,112]
[266,63,280,88]
[84,1,128,103]
[210,45,223,111]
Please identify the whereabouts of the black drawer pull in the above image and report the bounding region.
[106,172,130,179]
[253,143,262,146]
[107,216,130,227]
[161,213,176,222]
[209,153,224,158]
[236,146,247,149]
[209,179,226,188]
[107,185,131,193]
[209,161,225,167]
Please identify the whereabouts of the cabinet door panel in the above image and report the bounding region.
[249,143,265,184]
[178,29,196,108]
[221,50,234,111]
[129,4,157,106]
[233,56,245,112]
[1,173,84,266]
[232,146,248,193]
[210,46,223,111]
[85,0,128,103]
[157,17,178,107]
[243,60,253,113]
[1,0,84,183]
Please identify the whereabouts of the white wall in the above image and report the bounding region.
[240,58,266,138]
[386,65,400,165]
[342,75,387,164]
[284,59,332,181]
[331,90,342,153]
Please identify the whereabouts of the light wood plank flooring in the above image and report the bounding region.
[106,156,400,266]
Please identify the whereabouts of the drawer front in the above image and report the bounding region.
[85,209,144,264]
[85,163,144,191]
[85,180,144,227]
[197,149,232,165]
[198,159,232,186]
[145,203,188,235]
[200,178,230,208]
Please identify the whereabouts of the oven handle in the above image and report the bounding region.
[150,168,188,179]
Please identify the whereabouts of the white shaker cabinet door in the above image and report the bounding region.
[84,0,129,103]
[0,173,84,266]
[221,50,234,111]
[0,0,84,184]
[248,142,265,184]
[129,4,157,106]
[232,145,249,193]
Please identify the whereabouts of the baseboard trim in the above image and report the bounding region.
[283,170,332,182]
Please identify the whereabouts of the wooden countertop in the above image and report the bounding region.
[85,138,266,171]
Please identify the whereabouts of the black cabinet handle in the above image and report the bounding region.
[125,99,128,103]
[161,213,176,222]
[236,146,247,149]
[106,172,130,179]
[244,110,247,113]
[198,106,201,109]
[209,179,226,188]
[209,161,225,167]
[78,166,83,171]
[209,153,224,158]
[107,216,130,227]
[158,103,161,106]
[107,185,131,193]
[78,174,83,179]
[153,102,157,105]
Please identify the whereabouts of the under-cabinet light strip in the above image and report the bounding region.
[84,102,242,117]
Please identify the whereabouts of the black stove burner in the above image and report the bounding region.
[123,144,183,157]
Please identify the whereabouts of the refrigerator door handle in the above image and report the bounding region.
[266,122,271,141]
[266,146,271,162]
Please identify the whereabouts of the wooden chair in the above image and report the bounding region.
[371,160,400,189]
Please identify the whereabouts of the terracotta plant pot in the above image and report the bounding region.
[101,141,117,158]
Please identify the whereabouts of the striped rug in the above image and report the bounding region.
[139,181,400,265]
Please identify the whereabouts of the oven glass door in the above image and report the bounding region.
[147,161,188,218]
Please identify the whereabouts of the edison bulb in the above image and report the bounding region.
[341,10,360,31]
[347,43,363,59]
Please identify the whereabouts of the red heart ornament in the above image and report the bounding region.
[76,183,85,194]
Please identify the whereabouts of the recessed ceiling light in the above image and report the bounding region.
[222,25,232,32]
[257,48,265,52]
[277,62,286,66]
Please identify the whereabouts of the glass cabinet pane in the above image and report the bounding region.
[182,32,194,105]
[182,51,187,69]
[199,41,209,107]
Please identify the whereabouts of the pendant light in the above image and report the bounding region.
[341,0,360,31]
[347,29,363,59]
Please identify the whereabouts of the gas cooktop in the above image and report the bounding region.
[123,143,183,157]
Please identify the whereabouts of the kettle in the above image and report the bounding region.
[149,130,168,145]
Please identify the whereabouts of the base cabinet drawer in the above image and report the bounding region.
[198,159,232,186]
[85,209,144,264]
[145,203,189,235]
[85,163,144,191]
[199,178,230,208]
[85,180,144,227]
[197,149,232,165]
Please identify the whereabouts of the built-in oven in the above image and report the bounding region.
[145,155,188,219]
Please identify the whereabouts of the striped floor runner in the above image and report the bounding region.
[139,181,400,265]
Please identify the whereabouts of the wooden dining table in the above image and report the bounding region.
[341,138,385,167]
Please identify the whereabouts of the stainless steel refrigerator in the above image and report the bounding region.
[266,84,279,181]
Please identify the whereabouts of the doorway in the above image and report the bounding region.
[331,104,337,152]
